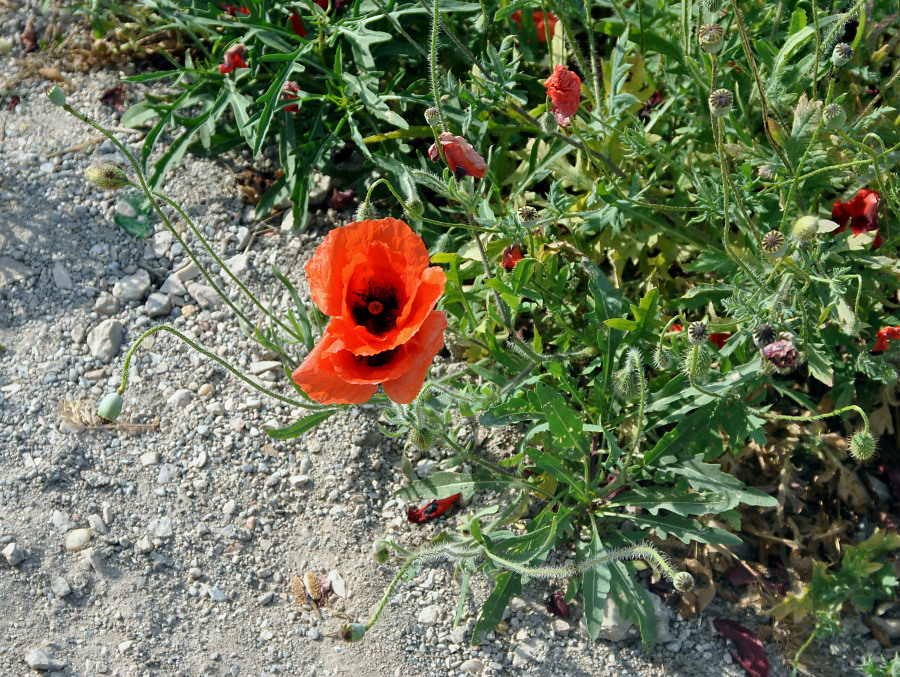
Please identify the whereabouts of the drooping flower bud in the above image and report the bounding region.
[831,43,852,67]
[698,23,725,54]
[517,206,538,226]
[343,622,367,642]
[708,89,733,118]
[688,321,709,346]
[751,323,776,349]
[539,112,556,134]
[85,163,130,191]
[404,198,424,218]
[97,392,123,422]
[355,201,377,221]
[652,346,677,371]
[848,431,876,462]
[372,542,390,564]
[791,215,820,243]
[45,85,67,107]
[683,345,712,381]
[424,107,440,127]
[823,103,846,130]
[761,230,787,257]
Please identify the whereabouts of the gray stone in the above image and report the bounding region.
[222,499,237,516]
[159,274,187,296]
[550,619,571,636]
[209,586,230,603]
[50,577,71,597]
[113,269,151,302]
[224,254,248,274]
[512,636,544,668]
[93,292,119,316]
[145,292,172,318]
[257,593,274,606]
[2,542,25,566]
[51,262,73,290]
[144,231,173,259]
[88,514,108,534]
[186,282,222,309]
[0,256,30,287]
[459,659,484,675]
[24,649,66,671]
[157,464,176,485]
[417,605,440,627]
[140,451,159,467]
[87,319,124,362]
[249,360,280,375]
[595,595,632,642]
[150,516,173,539]
[51,510,75,533]
[306,628,321,640]
[135,538,154,554]
[167,389,193,408]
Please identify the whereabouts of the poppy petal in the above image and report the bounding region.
[291,328,378,405]
[381,311,447,404]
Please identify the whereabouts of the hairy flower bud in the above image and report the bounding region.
[751,323,776,349]
[683,345,711,381]
[791,215,820,243]
[673,571,695,593]
[355,201,377,221]
[372,542,390,564]
[97,392,123,422]
[517,206,538,226]
[85,163,130,191]
[688,321,709,346]
[708,89,733,118]
[761,230,787,257]
[698,23,725,54]
[652,346,677,371]
[343,622,367,642]
[848,431,876,462]
[404,198,424,218]
[539,112,555,134]
[831,43,852,67]
[613,364,640,400]
[424,107,440,127]
[823,103,846,130]
[45,85,66,107]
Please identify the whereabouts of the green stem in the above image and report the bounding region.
[429,0,447,131]
[754,404,869,435]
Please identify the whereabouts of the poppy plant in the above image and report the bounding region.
[872,325,900,355]
[219,43,249,74]
[407,493,461,523]
[545,64,582,127]
[292,218,447,404]
[428,133,487,179]
[832,188,883,247]
[510,9,558,43]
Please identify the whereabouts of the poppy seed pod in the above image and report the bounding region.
[85,163,130,191]
[751,323,776,349]
[424,107,440,127]
[688,321,709,346]
[708,89,733,118]
[761,230,787,257]
[698,24,725,54]
[343,622,367,642]
[673,571,695,593]
[831,43,852,67]
[97,392,123,422]
[791,215,820,243]
[848,431,876,462]
[517,206,538,226]
[45,85,67,107]
[823,103,846,130]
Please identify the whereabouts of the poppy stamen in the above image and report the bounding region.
[352,282,400,336]
[367,301,384,315]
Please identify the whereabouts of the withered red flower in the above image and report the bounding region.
[714,619,770,677]
[501,241,523,270]
[20,20,37,53]
[289,9,307,37]
[545,64,582,127]
[832,188,883,247]
[546,592,570,618]
[292,218,447,404]
[872,325,900,355]
[223,3,249,15]
[327,187,357,211]
[428,133,487,179]
[219,43,249,74]
[407,493,461,523]
[281,81,300,112]
[510,9,558,43]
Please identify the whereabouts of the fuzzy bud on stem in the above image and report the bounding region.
[85,163,130,191]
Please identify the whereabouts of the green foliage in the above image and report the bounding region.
[860,653,900,677]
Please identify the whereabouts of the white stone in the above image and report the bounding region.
[113,269,151,302]
[249,360,281,375]
[2,542,25,566]
[459,659,484,675]
[87,319,124,362]
[24,649,66,671]
[135,538,154,554]
[0,256,30,287]
[159,274,187,296]
[145,292,172,318]
[51,262,73,290]
[50,577,71,597]
[150,516,173,539]
[93,292,119,316]
[596,595,632,642]
[167,389,193,408]
[64,528,92,552]
[209,586,230,602]
[140,451,160,467]
[225,254,248,274]
[222,499,237,516]
[186,282,221,309]
[144,231,173,259]
[417,605,440,627]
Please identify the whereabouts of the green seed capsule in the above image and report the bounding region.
[708,89,733,118]
[343,623,367,642]
[85,164,130,191]
[823,103,846,130]
[46,86,67,107]
[698,24,725,54]
[832,43,852,67]
[97,392,123,422]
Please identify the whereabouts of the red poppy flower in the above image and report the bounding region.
[223,3,249,15]
[289,10,307,37]
[219,43,249,74]
[710,332,730,349]
[501,241,523,270]
[281,81,300,112]
[292,218,447,404]
[832,188,883,247]
[872,325,900,355]
[510,9,558,43]
[428,133,487,179]
[545,64,581,127]
[407,493,460,523]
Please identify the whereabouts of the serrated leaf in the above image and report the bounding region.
[620,513,741,545]
[581,539,612,640]
[534,383,583,448]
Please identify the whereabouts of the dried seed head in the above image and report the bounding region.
[304,571,322,602]
[791,215,820,243]
[85,163,130,191]
[688,321,709,346]
[517,205,538,226]
[761,230,787,257]
[291,576,305,605]
[683,345,712,381]
[832,43,853,67]
[698,24,725,54]
[761,339,799,371]
[424,107,440,127]
[751,323,776,349]
[848,431,876,462]
[673,571,695,593]
[97,392,123,423]
[708,89,733,118]
[823,103,846,130]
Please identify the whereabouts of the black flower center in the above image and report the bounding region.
[356,347,399,369]
[351,282,400,336]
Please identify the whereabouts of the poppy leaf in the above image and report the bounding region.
[113,193,151,238]
[581,539,612,640]
[266,409,336,439]
[251,49,302,157]
[471,571,521,645]
[534,383,584,449]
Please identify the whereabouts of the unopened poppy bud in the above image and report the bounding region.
[790,215,819,243]
[517,206,538,226]
[673,571,695,593]
[652,346,677,371]
[831,43,852,67]
[424,107,440,127]
[539,112,555,134]
[343,622,367,642]
[688,321,709,346]
[97,392,123,422]
[46,85,67,107]
[761,230,787,257]
[848,431,875,462]
[355,201,376,221]
[372,542,390,564]
[85,163,130,191]
[698,23,725,54]
[708,89,733,118]
[682,345,711,380]
[404,198,424,218]
[752,323,776,349]
[823,103,846,130]
[613,365,640,400]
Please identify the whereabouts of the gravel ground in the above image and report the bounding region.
[0,4,882,677]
